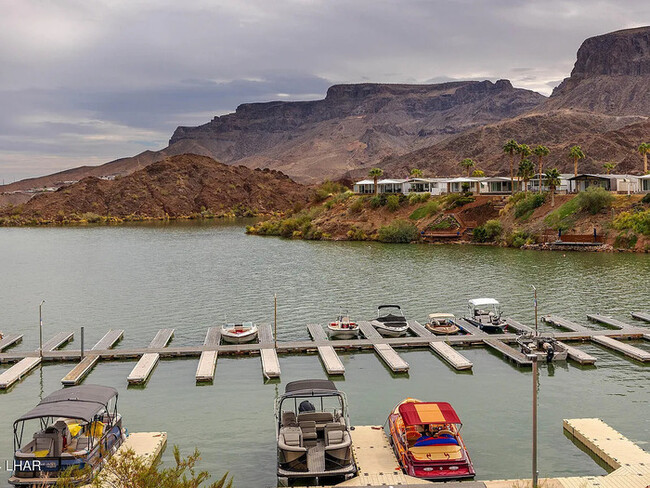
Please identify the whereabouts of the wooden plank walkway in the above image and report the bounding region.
[483,338,532,366]
[631,311,650,323]
[429,341,473,370]
[543,315,591,332]
[195,327,221,382]
[591,335,650,362]
[0,331,73,389]
[307,324,345,375]
[587,314,633,330]
[455,318,488,336]
[258,324,280,379]
[0,333,23,352]
[358,322,409,373]
[62,330,124,385]
[127,329,174,385]
[557,342,597,365]
[504,318,534,334]
[406,320,432,337]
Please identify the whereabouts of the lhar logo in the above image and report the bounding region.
[5,459,42,471]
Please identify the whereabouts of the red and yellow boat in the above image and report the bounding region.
[387,398,475,480]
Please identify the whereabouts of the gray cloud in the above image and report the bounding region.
[1,0,649,181]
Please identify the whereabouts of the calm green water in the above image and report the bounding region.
[0,221,649,487]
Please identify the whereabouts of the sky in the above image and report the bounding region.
[1,0,649,183]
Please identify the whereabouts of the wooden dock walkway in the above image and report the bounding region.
[0,333,23,352]
[543,315,591,332]
[62,329,124,385]
[483,338,532,366]
[429,341,473,370]
[455,318,488,336]
[406,320,432,337]
[591,335,650,362]
[358,322,409,373]
[0,331,73,389]
[307,324,345,375]
[127,329,174,385]
[587,314,633,330]
[557,342,597,365]
[195,327,221,382]
[631,311,650,323]
[504,318,534,334]
[258,324,280,379]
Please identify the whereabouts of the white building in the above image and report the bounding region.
[568,174,640,193]
[639,174,650,193]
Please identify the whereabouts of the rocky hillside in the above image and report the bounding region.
[370,27,650,179]
[0,154,309,224]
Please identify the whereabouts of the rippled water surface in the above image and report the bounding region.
[0,221,649,487]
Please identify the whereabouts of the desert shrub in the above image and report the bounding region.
[408,193,430,205]
[369,194,387,208]
[377,220,420,243]
[473,219,503,242]
[348,197,366,215]
[544,197,580,231]
[445,192,475,209]
[514,193,546,219]
[614,232,638,249]
[346,226,367,240]
[507,229,534,248]
[575,186,614,214]
[641,193,650,205]
[312,180,348,202]
[613,209,650,236]
[386,194,400,212]
[409,200,440,220]
[80,212,103,223]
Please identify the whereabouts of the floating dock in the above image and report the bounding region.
[358,322,409,373]
[587,314,633,330]
[631,311,650,323]
[0,333,23,352]
[0,331,74,390]
[307,324,345,375]
[591,335,650,362]
[259,323,281,379]
[557,341,597,365]
[61,329,124,386]
[195,327,221,382]
[483,338,532,366]
[429,341,473,370]
[127,329,174,385]
[543,315,592,332]
[504,318,534,334]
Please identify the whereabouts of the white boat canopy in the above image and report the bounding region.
[468,298,500,307]
[428,313,456,319]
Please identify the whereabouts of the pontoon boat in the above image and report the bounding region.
[464,298,507,333]
[388,398,475,480]
[370,305,409,337]
[327,311,359,339]
[425,313,460,335]
[9,385,126,486]
[517,333,568,362]
[221,322,258,344]
[275,379,356,483]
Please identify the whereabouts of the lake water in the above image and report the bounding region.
[0,220,649,487]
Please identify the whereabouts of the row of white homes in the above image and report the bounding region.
[354,174,650,195]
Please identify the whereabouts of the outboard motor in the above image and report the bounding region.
[546,346,555,363]
[299,400,315,413]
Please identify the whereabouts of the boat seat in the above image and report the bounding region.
[32,435,55,457]
[282,411,298,427]
[72,436,92,453]
[297,412,334,428]
[299,421,317,446]
[278,427,305,451]
[324,423,346,446]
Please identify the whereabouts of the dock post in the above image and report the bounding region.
[532,354,538,488]
[81,326,85,359]
[274,294,277,350]
[39,300,45,358]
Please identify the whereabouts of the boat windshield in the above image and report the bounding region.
[377,305,403,317]
[279,394,344,418]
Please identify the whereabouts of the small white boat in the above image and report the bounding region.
[371,305,409,337]
[327,311,359,339]
[221,322,259,344]
[425,313,461,335]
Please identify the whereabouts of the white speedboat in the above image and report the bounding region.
[221,322,259,344]
[327,311,359,339]
[370,305,409,337]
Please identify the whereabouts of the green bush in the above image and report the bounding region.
[507,229,534,248]
[408,193,430,205]
[347,226,367,240]
[409,200,440,220]
[348,197,366,215]
[641,193,650,205]
[386,194,401,212]
[377,220,420,243]
[445,192,475,209]
[613,209,650,236]
[575,186,614,214]
[514,193,546,219]
[369,194,386,208]
[473,219,503,242]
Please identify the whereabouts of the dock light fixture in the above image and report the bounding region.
[38,300,45,358]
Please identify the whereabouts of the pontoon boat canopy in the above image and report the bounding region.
[15,385,117,423]
[468,298,500,307]
[398,402,461,426]
[284,379,338,396]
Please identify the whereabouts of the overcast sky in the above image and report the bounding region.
[1,0,648,183]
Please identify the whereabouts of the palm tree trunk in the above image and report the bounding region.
[510,155,514,195]
[645,153,648,174]
[551,187,555,207]
[374,177,378,196]
[574,157,578,177]
[538,156,543,194]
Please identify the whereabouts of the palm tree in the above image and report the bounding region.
[460,158,475,177]
[545,168,562,207]
[568,145,585,177]
[368,167,383,196]
[603,162,616,175]
[410,168,423,178]
[503,139,519,195]
[532,145,550,193]
[518,159,536,194]
[638,142,650,174]
[515,144,531,193]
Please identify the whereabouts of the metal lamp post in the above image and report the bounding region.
[530,285,539,488]
[39,300,45,358]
